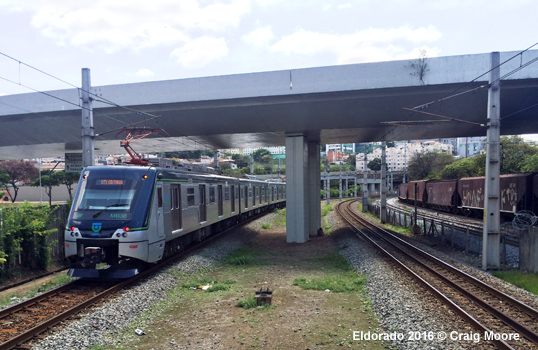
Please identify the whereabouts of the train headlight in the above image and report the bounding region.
[75,232,79,237]
[116,232,121,237]
[70,232,74,237]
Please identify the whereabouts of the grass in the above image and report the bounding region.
[491,270,538,296]
[272,208,286,227]
[321,203,333,234]
[222,246,263,266]
[261,223,271,229]
[293,252,366,293]
[180,278,236,293]
[237,295,258,309]
[0,273,74,307]
[293,274,365,293]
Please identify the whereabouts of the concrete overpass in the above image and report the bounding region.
[1,50,538,248]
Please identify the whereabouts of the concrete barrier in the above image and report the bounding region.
[519,226,538,273]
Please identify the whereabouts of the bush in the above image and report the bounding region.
[0,202,58,271]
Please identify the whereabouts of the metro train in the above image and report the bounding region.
[64,165,286,278]
[397,173,538,219]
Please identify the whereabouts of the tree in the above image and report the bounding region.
[57,170,81,201]
[408,152,454,180]
[252,149,271,162]
[0,160,39,203]
[500,136,538,174]
[440,157,480,179]
[31,170,61,205]
[344,154,356,170]
[232,154,250,168]
[367,158,382,171]
[522,154,538,172]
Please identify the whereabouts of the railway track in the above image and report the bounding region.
[387,199,520,247]
[337,199,538,350]
[0,209,271,350]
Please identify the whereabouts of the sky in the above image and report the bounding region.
[0,0,537,140]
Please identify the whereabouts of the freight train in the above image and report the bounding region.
[397,173,538,219]
[65,165,286,278]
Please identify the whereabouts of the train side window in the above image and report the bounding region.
[209,186,216,203]
[175,187,180,209]
[224,187,230,201]
[158,187,163,208]
[187,187,195,207]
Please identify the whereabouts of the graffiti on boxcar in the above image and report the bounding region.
[501,182,518,212]
[462,188,483,208]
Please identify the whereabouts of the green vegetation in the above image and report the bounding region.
[237,295,259,309]
[0,201,58,279]
[293,252,366,293]
[222,246,261,266]
[0,273,73,307]
[408,136,538,181]
[491,270,538,296]
[271,208,286,227]
[180,278,236,293]
[261,223,271,229]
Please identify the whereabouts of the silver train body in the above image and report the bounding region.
[64,166,286,278]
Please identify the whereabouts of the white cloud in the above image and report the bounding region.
[171,36,229,69]
[271,25,443,64]
[337,3,352,10]
[136,68,154,77]
[8,0,250,53]
[242,25,274,47]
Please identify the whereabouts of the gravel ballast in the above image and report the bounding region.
[29,207,538,350]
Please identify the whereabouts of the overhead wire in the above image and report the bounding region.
[0,50,214,150]
[410,41,538,111]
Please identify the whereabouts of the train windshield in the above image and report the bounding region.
[73,177,144,219]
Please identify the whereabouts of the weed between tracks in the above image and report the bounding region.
[100,209,385,350]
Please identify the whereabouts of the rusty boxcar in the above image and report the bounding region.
[425,180,458,212]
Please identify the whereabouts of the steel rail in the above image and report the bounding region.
[355,203,538,345]
[336,200,515,350]
[0,208,277,350]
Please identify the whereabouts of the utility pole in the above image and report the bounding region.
[326,159,330,205]
[380,142,387,223]
[81,68,95,167]
[483,52,501,270]
[338,162,342,201]
[362,145,368,212]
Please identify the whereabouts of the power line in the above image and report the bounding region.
[411,41,538,111]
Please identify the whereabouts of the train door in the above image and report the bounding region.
[199,184,207,222]
[156,184,166,240]
[231,185,236,213]
[244,186,248,209]
[171,184,182,232]
[218,185,223,217]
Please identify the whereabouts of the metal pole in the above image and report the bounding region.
[380,141,387,223]
[362,146,368,212]
[338,163,342,201]
[81,68,95,167]
[325,159,331,204]
[482,51,501,270]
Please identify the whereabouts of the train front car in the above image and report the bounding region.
[65,166,157,279]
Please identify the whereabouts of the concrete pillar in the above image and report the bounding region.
[308,142,321,236]
[482,52,501,270]
[286,135,317,243]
